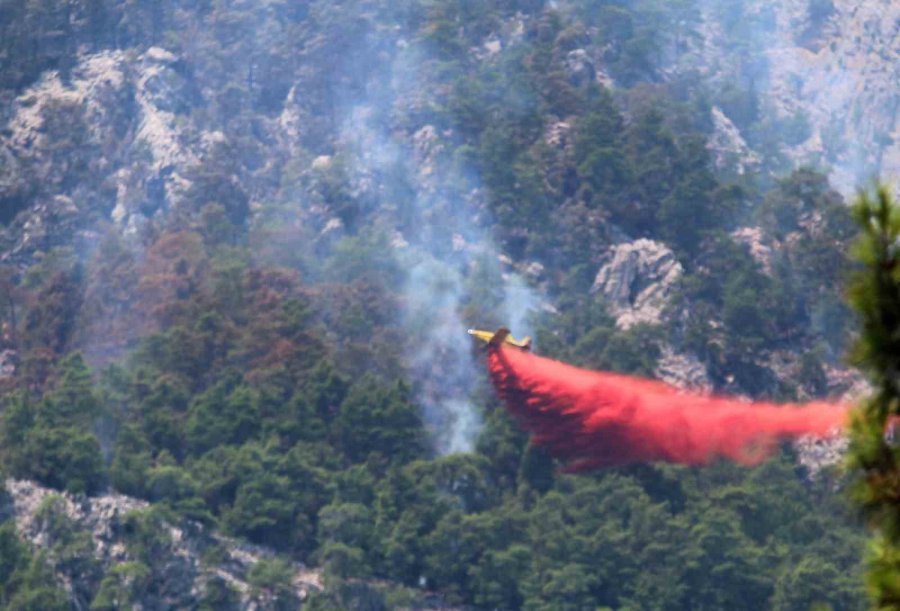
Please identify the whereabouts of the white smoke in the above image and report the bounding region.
[334,46,540,454]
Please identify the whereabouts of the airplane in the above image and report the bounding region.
[467,327,532,351]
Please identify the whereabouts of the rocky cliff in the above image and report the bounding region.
[3,479,322,610]
[698,0,899,193]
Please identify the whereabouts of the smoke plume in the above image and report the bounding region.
[331,46,540,455]
[487,345,848,471]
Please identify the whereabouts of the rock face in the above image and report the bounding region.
[794,434,849,479]
[3,479,322,610]
[655,345,712,392]
[792,367,869,478]
[763,0,900,194]
[0,46,209,263]
[708,106,761,175]
[592,239,683,329]
[696,0,900,194]
[730,226,773,274]
[565,49,596,86]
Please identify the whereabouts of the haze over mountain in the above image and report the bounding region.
[0,1,891,608]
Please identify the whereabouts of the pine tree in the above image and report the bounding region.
[847,183,900,607]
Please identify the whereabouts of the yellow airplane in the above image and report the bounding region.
[467,327,532,351]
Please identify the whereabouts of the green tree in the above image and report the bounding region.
[109,424,152,497]
[3,554,69,611]
[847,184,900,607]
[334,377,426,465]
[90,562,152,610]
[247,557,299,610]
[34,495,101,606]
[40,352,101,427]
[186,379,260,454]
[182,140,251,228]
[771,555,862,611]
[0,521,68,611]
[20,427,105,495]
[0,352,106,494]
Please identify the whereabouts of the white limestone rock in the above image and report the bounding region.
[565,49,596,86]
[655,345,712,392]
[794,434,848,480]
[695,0,900,194]
[708,106,761,175]
[731,226,773,274]
[592,239,683,329]
[3,479,323,610]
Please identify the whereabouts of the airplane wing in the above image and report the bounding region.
[467,327,532,351]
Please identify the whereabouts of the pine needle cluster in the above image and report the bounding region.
[848,184,900,608]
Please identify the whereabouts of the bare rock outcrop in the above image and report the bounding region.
[763,0,900,193]
[791,367,866,479]
[655,345,712,391]
[730,226,773,274]
[708,106,761,175]
[3,479,322,610]
[592,239,683,329]
[0,47,209,264]
[794,434,849,480]
[696,0,900,194]
[565,49,596,86]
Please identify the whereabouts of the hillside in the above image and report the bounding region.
[0,1,884,609]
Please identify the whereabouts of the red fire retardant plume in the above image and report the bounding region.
[487,345,849,471]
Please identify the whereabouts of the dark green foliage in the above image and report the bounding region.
[0,354,106,494]
[224,470,301,550]
[1,553,69,611]
[90,562,152,610]
[197,575,241,611]
[33,496,101,606]
[0,519,68,610]
[41,352,101,426]
[474,406,529,488]
[846,185,900,607]
[247,557,300,609]
[109,425,152,497]
[673,170,855,392]
[334,377,426,465]
[186,378,261,454]
[120,508,173,567]
[771,556,859,611]
[572,322,663,377]
[20,427,105,495]
[183,141,251,228]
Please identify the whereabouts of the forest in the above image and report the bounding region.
[0,0,882,609]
